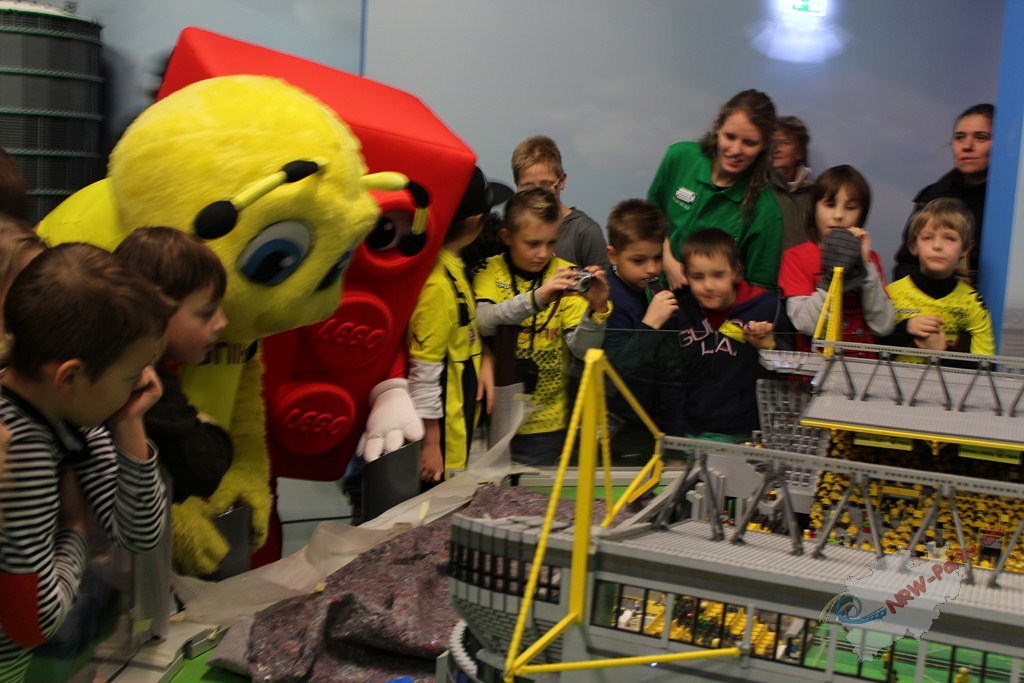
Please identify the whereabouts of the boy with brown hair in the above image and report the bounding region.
[676,229,784,441]
[115,227,232,505]
[511,135,611,272]
[473,187,611,465]
[604,199,685,445]
[886,197,994,359]
[0,243,171,680]
[606,199,677,331]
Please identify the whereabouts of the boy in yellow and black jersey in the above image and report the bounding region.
[408,167,510,483]
[885,198,993,362]
[473,187,611,466]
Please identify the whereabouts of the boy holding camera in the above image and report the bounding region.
[474,188,611,465]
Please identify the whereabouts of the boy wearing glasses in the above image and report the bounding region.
[511,135,611,272]
[473,188,611,465]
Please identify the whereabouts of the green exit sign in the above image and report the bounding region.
[785,1,828,17]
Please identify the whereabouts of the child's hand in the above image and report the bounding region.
[58,467,88,534]
[579,266,610,314]
[914,328,948,351]
[642,290,679,329]
[535,266,579,307]
[419,442,443,483]
[848,227,872,265]
[108,366,163,461]
[907,315,943,339]
[477,346,495,415]
[908,315,947,351]
[743,321,775,349]
[663,241,688,290]
[110,365,164,425]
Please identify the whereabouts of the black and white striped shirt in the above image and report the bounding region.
[0,388,166,681]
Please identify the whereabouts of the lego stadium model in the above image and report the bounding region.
[443,344,1024,683]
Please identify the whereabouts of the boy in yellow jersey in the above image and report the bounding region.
[408,168,510,482]
[473,188,612,466]
[886,197,993,362]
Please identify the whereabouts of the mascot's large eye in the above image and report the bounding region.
[315,248,355,291]
[238,220,312,285]
[365,210,413,252]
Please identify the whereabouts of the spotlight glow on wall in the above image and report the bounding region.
[783,0,828,18]
[752,0,844,63]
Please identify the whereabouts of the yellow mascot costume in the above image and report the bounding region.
[38,75,405,575]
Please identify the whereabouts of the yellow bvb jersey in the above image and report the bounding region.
[408,250,482,472]
[473,254,589,435]
[887,275,995,361]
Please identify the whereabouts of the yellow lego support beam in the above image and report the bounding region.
[503,349,673,682]
[519,647,742,674]
[812,266,844,357]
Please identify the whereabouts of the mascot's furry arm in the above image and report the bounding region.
[208,352,271,545]
[170,501,227,576]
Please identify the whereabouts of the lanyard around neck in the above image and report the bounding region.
[504,252,560,346]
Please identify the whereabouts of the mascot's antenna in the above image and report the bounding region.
[193,158,328,239]
[361,172,431,255]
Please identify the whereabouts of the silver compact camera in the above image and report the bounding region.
[568,267,593,292]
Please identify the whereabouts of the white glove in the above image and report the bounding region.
[356,378,425,462]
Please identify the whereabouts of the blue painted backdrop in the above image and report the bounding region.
[363,0,1004,295]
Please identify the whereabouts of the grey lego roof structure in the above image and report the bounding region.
[759,349,824,376]
[660,437,1024,498]
[797,343,1024,448]
[494,438,1024,626]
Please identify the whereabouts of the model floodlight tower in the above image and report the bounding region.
[501,348,741,682]
[814,266,845,358]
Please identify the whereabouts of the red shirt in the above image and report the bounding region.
[779,240,887,353]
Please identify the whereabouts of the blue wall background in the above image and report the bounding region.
[363,0,1004,286]
[75,0,364,150]
[986,0,1024,354]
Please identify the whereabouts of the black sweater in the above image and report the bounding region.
[145,361,233,503]
[893,169,986,282]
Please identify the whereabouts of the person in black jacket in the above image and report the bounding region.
[115,227,232,504]
[604,199,683,450]
[893,104,993,283]
[675,229,788,441]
